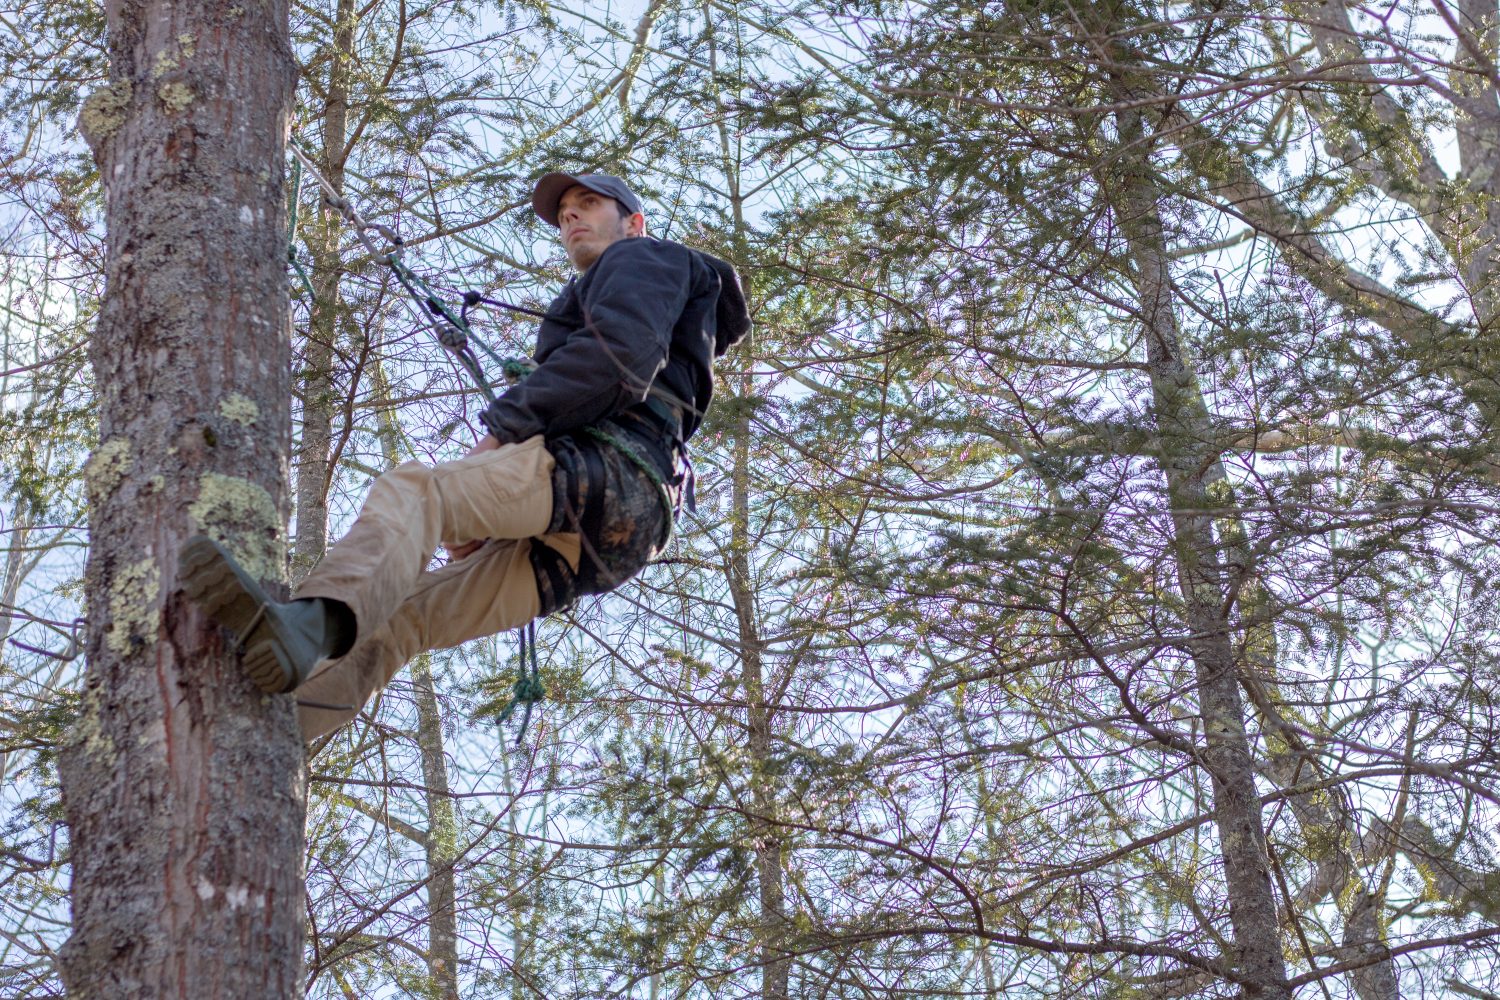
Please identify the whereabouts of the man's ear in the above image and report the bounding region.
[626,212,646,238]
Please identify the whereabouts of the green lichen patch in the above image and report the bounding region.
[77,79,134,148]
[188,473,284,582]
[153,33,195,77]
[71,682,115,762]
[219,393,259,427]
[429,808,459,861]
[158,81,195,113]
[105,556,161,657]
[83,438,133,506]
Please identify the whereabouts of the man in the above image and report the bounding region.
[180,172,750,739]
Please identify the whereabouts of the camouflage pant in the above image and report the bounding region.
[532,424,676,615]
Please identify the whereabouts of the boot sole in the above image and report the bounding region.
[178,536,294,693]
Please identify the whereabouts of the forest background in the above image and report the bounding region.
[3,0,1500,997]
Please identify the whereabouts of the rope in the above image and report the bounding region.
[286,156,317,302]
[463,291,551,321]
[582,424,676,534]
[497,360,677,532]
[496,620,545,746]
[286,143,506,404]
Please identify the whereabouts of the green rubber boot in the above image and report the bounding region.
[178,535,355,693]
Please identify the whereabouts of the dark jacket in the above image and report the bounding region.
[478,236,751,453]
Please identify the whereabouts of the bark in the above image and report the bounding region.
[1441,0,1500,330]
[500,747,542,1000]
[56,1,301,996]
[0,495,34,655]
[705,13,789,991]
[1111,97,1293,999]
[729,368,790,1000]
[412,656,460,1000]
[291,0,357,583]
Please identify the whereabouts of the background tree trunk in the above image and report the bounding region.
[55,0,302,995]
[291,0,357,584]
[412,655,460,1000]
[1112,101,1292,999]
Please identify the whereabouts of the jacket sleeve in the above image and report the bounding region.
[478,239,692,443]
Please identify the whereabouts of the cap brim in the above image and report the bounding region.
[531,172,583,227]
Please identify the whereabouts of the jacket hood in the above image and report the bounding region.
[694,250,752,357]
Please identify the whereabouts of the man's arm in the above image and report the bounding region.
[478,238,695,444]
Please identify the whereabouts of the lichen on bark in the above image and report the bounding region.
[84,438,133,505]
[77,79,133,150]
[158,82,195,113]
[105,557,161,656]
[70,681,115,764]
[219,394,260,427]
[188,473,284,581]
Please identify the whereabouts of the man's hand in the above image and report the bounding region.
[466,434,502,458]
[443,435,503,561]
[445,538,485,561]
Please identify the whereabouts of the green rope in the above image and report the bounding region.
[384,255,501,404]
[287,155,302,245]
[286,157,317,303]
[289,257,317,303]
[496,620,545,745]
[582,424,675,535]
[500,357,537,384]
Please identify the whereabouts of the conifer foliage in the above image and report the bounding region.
[3,0,1500,997]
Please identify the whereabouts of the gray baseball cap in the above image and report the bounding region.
[531,172,642,226]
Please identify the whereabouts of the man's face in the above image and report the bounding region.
[557,185,644,270]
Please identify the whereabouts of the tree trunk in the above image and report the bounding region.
[728,369,791,1000]
[1112,99,1292,999]
[703,16,789,989]
[291,0,357,583]
[57,1,302,995]
[412,655,460,1000]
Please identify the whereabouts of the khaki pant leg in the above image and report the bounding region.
[295,435,553,641]
[295,533,582,741]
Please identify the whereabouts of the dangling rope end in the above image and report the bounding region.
[496,620,545,746]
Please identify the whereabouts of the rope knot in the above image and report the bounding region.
[496,621,545,746]
[501,357,537,385]
[511,672,546,705]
